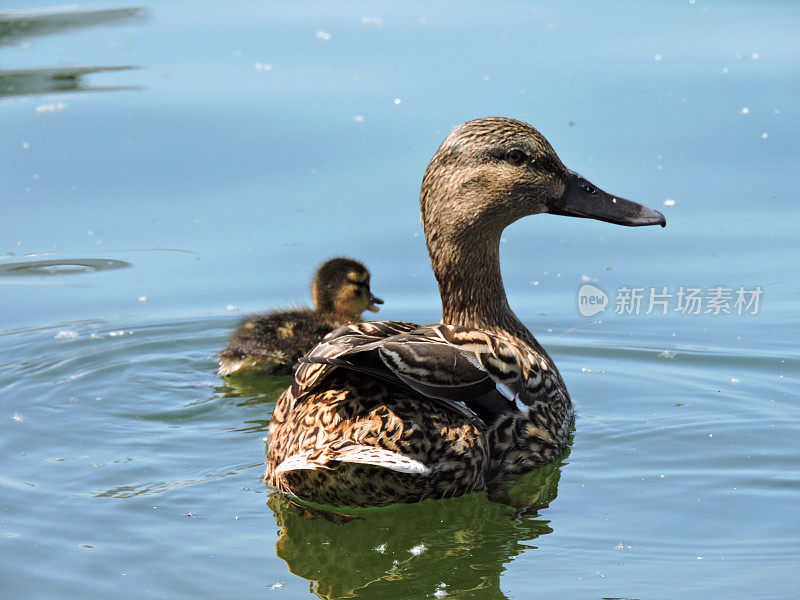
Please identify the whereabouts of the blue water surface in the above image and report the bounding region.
[1,1,798,599]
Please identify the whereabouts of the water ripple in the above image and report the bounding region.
[0,258,131,277]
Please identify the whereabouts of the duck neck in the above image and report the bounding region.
[427,228,529,339]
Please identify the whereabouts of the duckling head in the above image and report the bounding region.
[311,257,383,319]
[420,116,665,246]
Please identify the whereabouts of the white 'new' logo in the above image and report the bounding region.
[577,284,608,317]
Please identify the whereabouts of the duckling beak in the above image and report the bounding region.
[547,170,666,228]
[368,294,384,313]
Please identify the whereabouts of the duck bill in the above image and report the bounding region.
[367,295,384,313]
[547,170,666,227]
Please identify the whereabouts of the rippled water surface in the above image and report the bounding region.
[1,2,798,599]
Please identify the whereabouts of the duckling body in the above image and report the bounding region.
[265,117,665,506]
[218,309,351,376]
[218,258,382,376]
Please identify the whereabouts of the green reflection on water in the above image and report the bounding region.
[0,65,140,98]
[0,6,145,44]
[0,6,145,98]
[219,373,293,404]
[268,457,567,600]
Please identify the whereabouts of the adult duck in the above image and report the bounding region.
[218,257,383,376]
[265,117,665,506]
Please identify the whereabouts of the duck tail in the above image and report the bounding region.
[274,441,430,475]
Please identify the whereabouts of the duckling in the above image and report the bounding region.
[265,117,665,507]
[218,258,383,376]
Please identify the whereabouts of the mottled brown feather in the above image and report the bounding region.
[265,118,587,506]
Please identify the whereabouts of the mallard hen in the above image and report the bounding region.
[265,117,665,506]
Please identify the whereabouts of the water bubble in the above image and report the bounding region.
[654,53,663,62]
[360,16,383,26]
[663,199,676,207]
[35,101,67,114]
[614,543,632,550]
[721,67,729,74]
[760,132,768,139]
[393,98,401,105]
[740,107,750,115]
[55,330,79,340]
[315,30,331,41]
[408,543,427,556]
[353,115,365,123]
[254,62,273,72]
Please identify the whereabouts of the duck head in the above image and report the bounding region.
[421,116,665,241]
[419,117,665,331]
[312,257,383,319]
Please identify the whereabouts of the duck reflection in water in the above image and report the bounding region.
[267,454,567,600]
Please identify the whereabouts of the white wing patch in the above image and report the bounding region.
[334,445,430,474]
[495,383,515,402]
[275,445,430,475]
[275,452,320,473]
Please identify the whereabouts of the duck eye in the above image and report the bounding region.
[581,183,597,195]
[505,149,527,166]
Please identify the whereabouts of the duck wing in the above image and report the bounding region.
[293,321,547,428]
[289,320,419,395]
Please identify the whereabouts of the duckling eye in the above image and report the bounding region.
[505,149,527,166]
[582,183,597,195]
